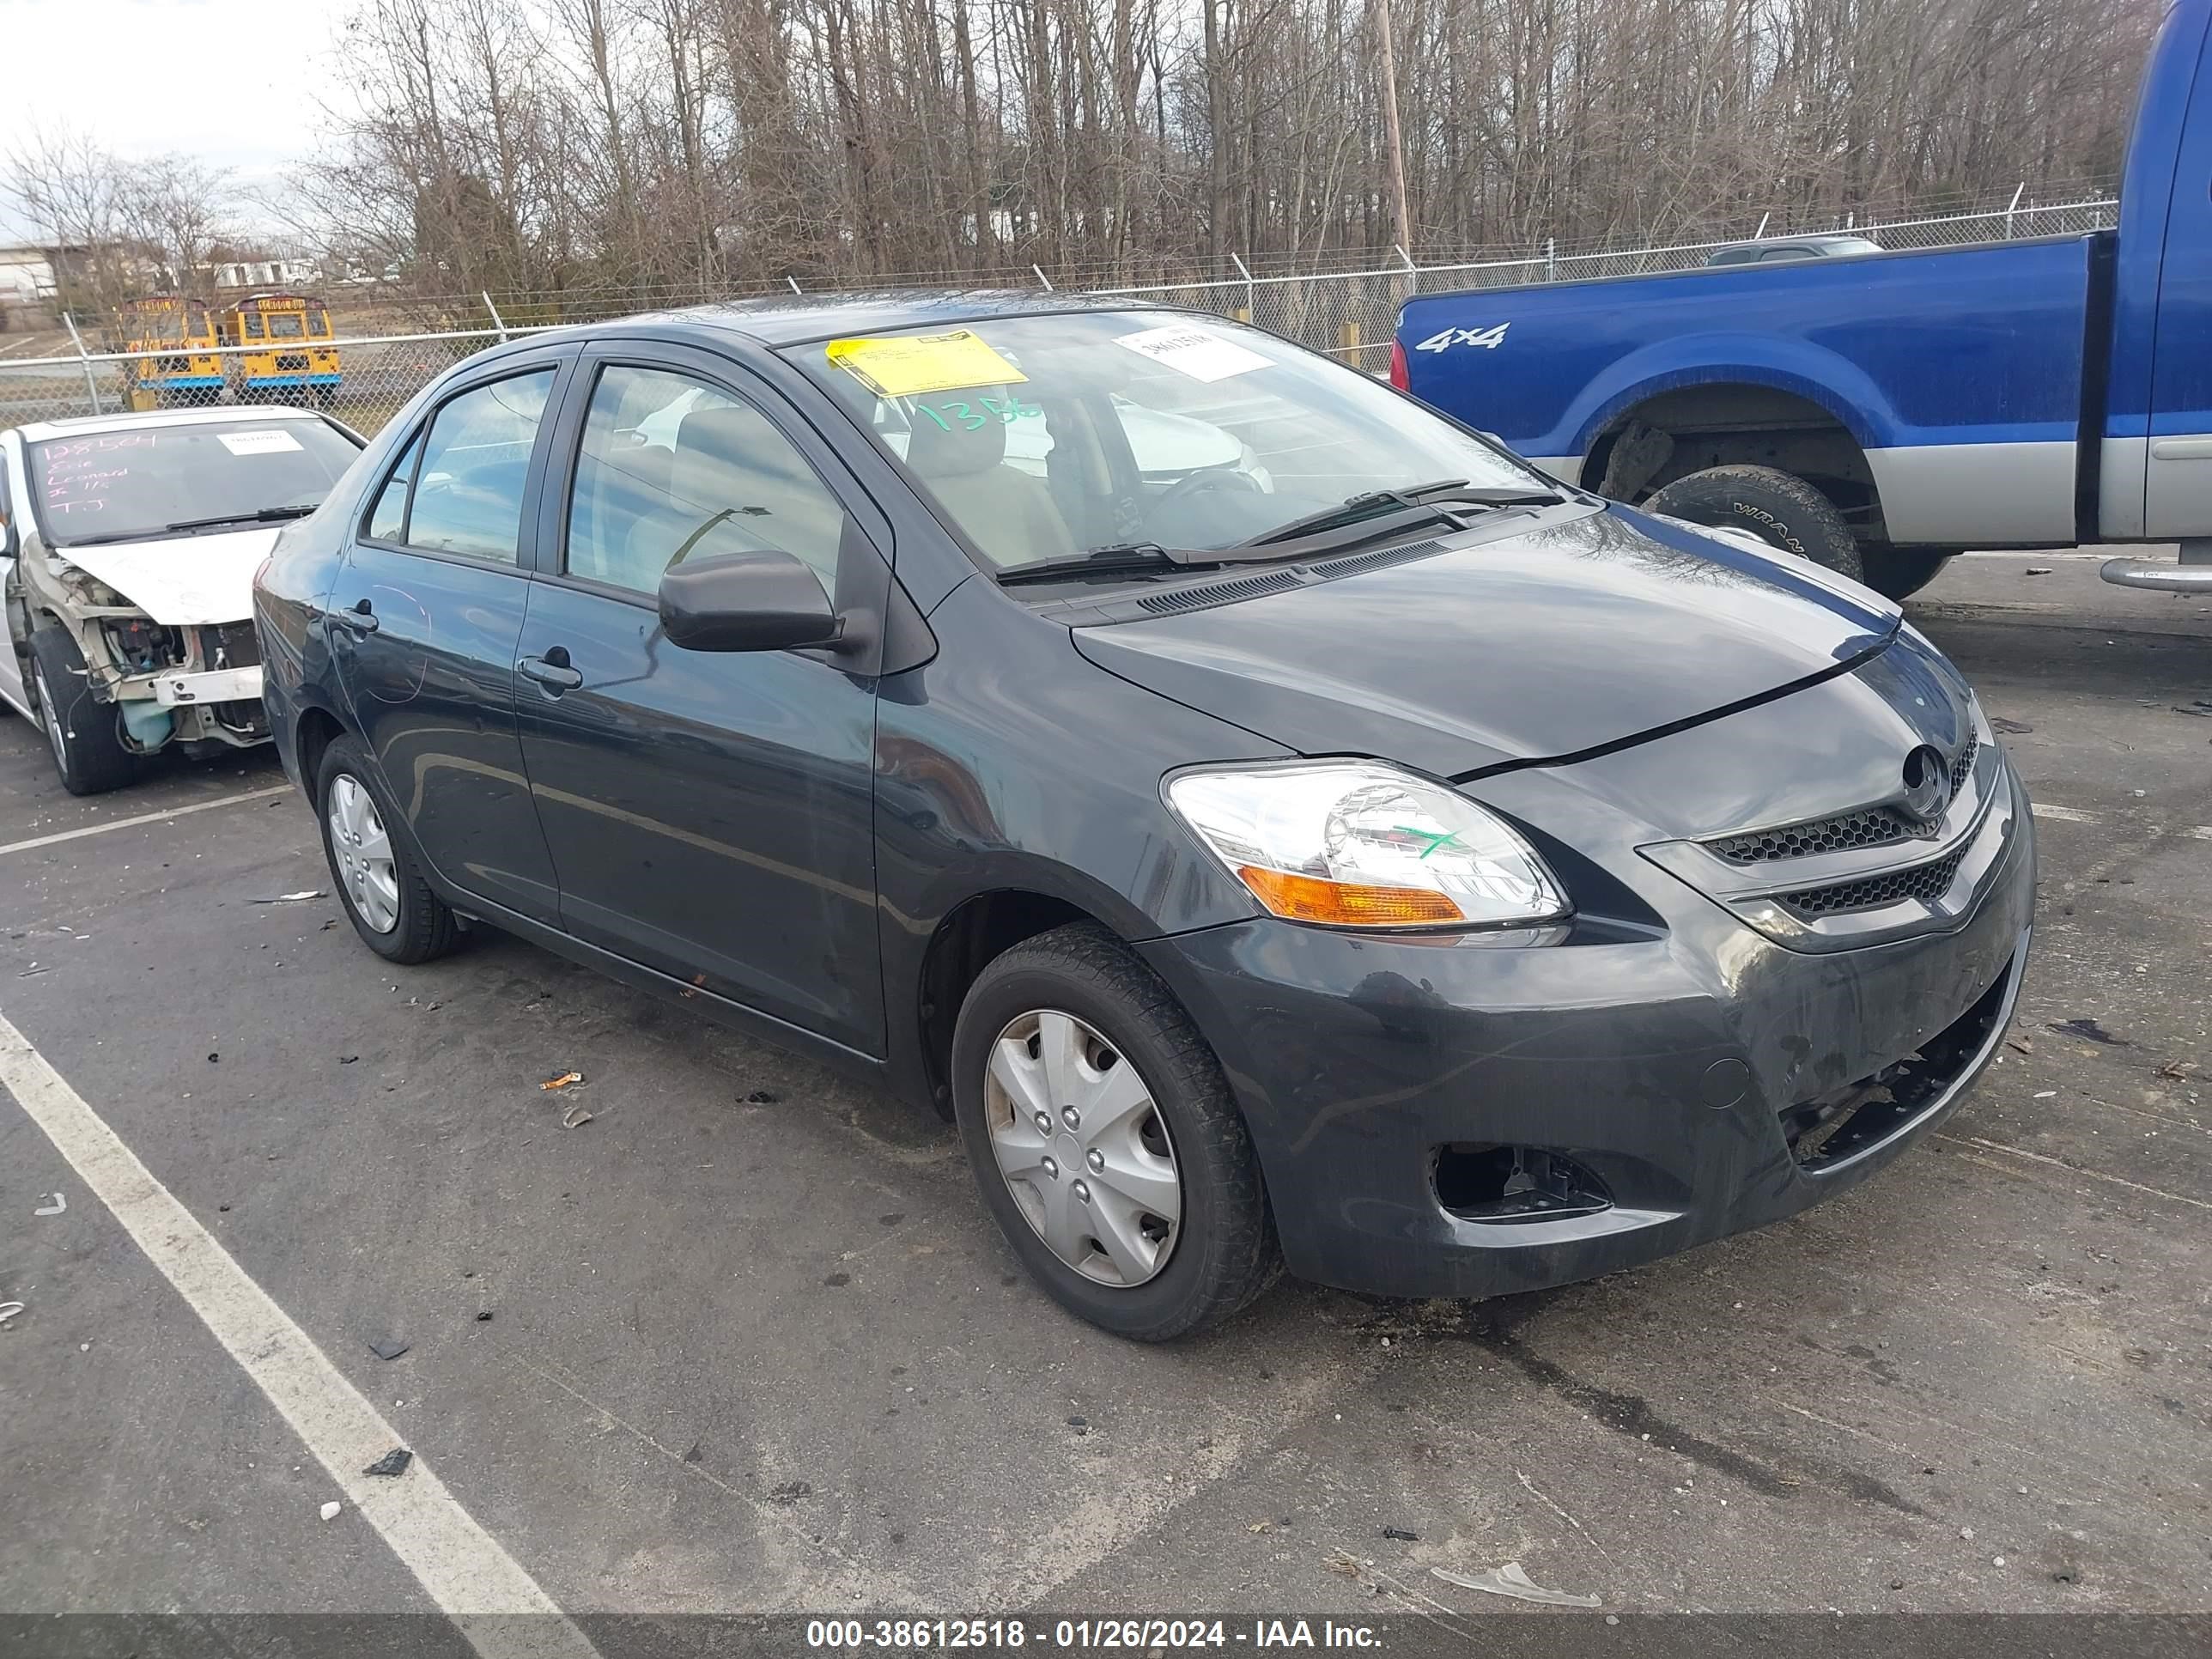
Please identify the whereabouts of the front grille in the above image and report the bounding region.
[1780,847,1967,916]
[1711,732,1981,866]
[1949,732,1980,793]
[1712,805,1915,864]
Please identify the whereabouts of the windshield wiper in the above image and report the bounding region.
[161,503,321,533]
[1235,479,1565,550]
[996,543,1219,586]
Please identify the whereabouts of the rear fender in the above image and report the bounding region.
[1569,340,1899,461]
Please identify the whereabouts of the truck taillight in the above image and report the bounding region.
[1389,341,1409,391]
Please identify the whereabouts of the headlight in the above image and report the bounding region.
[1165,762,1569,930]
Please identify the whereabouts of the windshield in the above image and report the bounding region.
[783,310,1552,571]
[28,419,362,547]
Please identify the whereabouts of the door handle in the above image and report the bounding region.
[519,650,584,693]
[333,599,380,634]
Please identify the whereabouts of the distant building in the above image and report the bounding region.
[0,244,63,305]
[210,256,322,290]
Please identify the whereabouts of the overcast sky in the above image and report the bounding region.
[0,0,350,241]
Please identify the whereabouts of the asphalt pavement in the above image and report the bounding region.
[1,550,2207,1633]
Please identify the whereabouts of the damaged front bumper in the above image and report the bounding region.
[1139,763,2035,1302]
[82,619,272,750]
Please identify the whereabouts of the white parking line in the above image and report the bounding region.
[2029,802,2212,840]
[0,1009,599,1659]
[0,785,294,858]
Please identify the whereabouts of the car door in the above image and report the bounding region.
[0,436,26,715]
[514,346,890,1057]
[326,356,570,925]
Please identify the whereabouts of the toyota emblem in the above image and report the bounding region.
[1899,745,1953,826]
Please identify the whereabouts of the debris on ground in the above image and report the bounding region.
[1322,1550,1363,1578]
[368,1337,410,1361]
[1431,1561,1601,1607]
[1066,1415,1087,1429]
[364,1448,413,1477]
[2023,567,2053,576]
[2158,1059,2198,1079]
[1248,1520,1275,1534]
[2050,1018,2128,1046]
[2174,701,2212,719]
[33,1193,65,1217]
[319,1501,342,1522]
[476,1310,494,1322]
[1990,717,2034,735]
[252,891,326,904]
[1381,1527,1420,1541]
[541,1071,584,1091]
[2006,1037,2033,1054]
[0,1302,23,1325]
[744,1090,781,1103]
[561,1103,593,1129]
[2034,1091,2058,1099]
[18,965,52,978]
[769,1480,811,1504]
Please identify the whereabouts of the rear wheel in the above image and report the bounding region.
[951,922,1280,1340]
[1649,464,1864,584]
[316,733,458,964]
[28,626,133,795]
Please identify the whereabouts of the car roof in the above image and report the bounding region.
[10,404,339,444]
[594,288,1161,349]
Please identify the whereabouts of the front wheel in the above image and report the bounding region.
[315,733,458,964]
[28,626,133,795]
[1648,465,1864,584]
[951,923,1280,1340]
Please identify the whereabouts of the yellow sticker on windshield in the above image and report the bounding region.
[824,330,1027,398]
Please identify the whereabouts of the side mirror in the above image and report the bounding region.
[658,548,842,653]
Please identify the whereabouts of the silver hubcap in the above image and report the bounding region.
[984,1010,1182,1288]
[326,774,400,934]
[33,669,66,769]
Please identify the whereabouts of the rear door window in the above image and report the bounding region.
[403,370,556,563]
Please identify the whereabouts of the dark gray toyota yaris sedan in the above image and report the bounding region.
[253,293,2033,1339]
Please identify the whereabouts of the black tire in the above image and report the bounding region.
[28,626,134,795]
[1860,546,1954,601]
[314,732,458,964]
[951,922,1281,1340]
[1648,464,1864,584]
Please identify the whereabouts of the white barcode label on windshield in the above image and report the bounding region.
[218,429,304,456]
[1113,325,1273,383]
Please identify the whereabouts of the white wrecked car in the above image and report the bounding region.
[0,406,364,793]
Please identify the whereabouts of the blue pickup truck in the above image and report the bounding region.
[1395,0,2212,600]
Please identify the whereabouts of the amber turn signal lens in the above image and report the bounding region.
[1237,866,1464,927]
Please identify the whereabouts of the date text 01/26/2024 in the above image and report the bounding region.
[805,1619,1383,1650]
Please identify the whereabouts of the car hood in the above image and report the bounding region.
[50,527,280,626]
[1070,505,1900,779]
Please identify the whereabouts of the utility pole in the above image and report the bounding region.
[1376,0,1414,266]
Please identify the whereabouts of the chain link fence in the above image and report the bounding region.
[0,193,2118,434]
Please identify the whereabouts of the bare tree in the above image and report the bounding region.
[286,0,2158,313]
